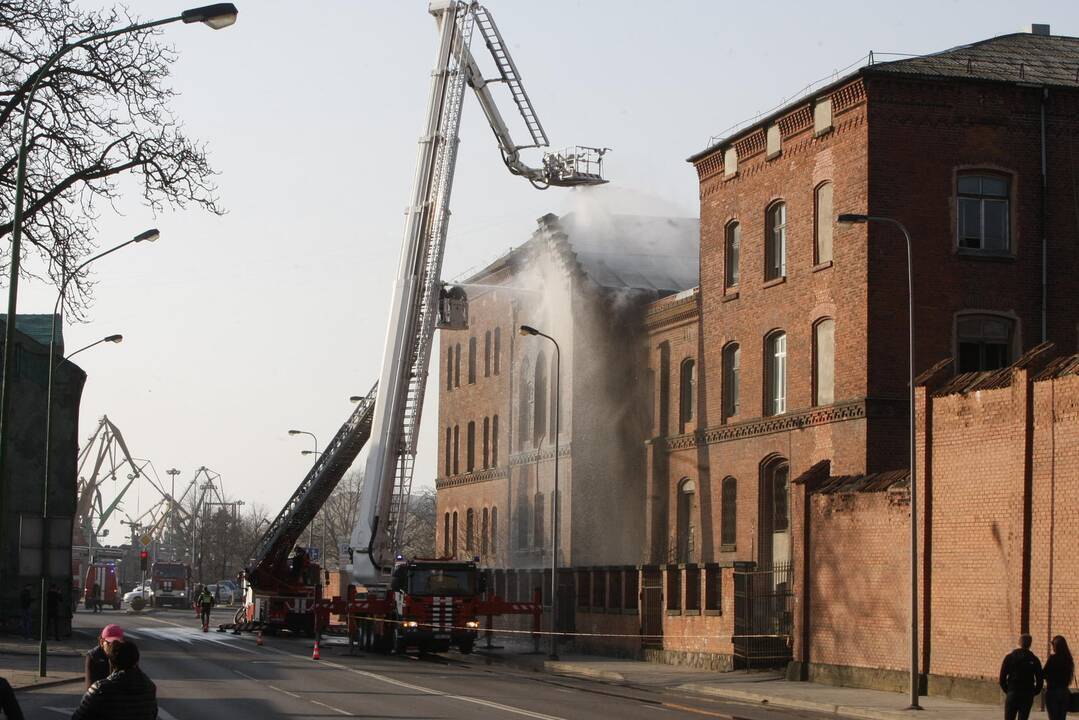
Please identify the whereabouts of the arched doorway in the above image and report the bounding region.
[758,456,790,569]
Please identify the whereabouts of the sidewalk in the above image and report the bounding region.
[0,631,93,691]
[472,645,1000,720]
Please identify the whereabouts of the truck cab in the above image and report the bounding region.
[390,559,484,654]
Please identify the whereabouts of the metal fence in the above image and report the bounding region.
[732,561,793,668]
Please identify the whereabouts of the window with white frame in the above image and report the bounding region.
[723,343,740,419]
[725,221,740,289]
[765,331,787,415]
[957,174,1010,252]
[679,358,696,432]
[766,202,787,280]
[956,313,1014,373]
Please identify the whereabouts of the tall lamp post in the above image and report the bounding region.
[519,324,561,660]
[166,468,182,557]
[838,213,919,710]
[0,4,238,630]
[39,333,122,675]
[289,429,319,547]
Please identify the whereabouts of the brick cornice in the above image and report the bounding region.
[435,466,509,489]
[508,442,573,467]
[645,293,699,330]
[661,397,899,451]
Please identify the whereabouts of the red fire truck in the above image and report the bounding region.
[84,562,122,610]
[150,561,190,608]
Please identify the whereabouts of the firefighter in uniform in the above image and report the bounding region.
[196,585,215,632]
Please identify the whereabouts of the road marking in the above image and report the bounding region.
[234,669,354,716]
[310,698,353,716]
[662,702,734,718]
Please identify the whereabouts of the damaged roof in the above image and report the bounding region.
[544,213,700,294]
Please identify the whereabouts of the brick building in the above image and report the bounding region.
[435,211,698,570]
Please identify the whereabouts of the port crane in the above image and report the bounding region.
[239,1,605,645]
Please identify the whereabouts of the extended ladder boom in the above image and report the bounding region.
[349,0,607,586]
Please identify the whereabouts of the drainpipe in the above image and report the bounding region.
[1040,87,1048,344]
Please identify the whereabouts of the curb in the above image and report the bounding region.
[544,662,625,683]
[12,675,84,693]
[678,684,917,720]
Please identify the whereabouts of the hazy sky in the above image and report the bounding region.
[16,0,1076,543]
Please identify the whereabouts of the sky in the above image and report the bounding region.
[14,0,1077,544]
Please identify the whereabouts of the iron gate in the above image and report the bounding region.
[640,567,663,648]
[733,561,793,668]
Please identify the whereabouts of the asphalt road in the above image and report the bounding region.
[17,608,830,720]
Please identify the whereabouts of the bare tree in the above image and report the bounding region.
[318,469,364,570]
[1,0,222,313]
[399,487,437,559]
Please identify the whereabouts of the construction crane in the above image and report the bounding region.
[237,1,605,644]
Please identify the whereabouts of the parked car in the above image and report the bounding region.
[219,580,242,604]
[122,583,154,608]
[205,583,235,605]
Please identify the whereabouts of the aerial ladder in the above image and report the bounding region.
[235,1,605,644]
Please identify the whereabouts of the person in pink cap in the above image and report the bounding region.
[85,624,123,689]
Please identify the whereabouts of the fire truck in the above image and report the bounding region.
[149,561,190,608]
[84,562,122,610]
[229,0,604,648]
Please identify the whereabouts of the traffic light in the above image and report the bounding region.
[139,550,148,571]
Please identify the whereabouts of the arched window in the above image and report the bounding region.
[679,358,696,432]
[451,510,459,557]
[466,421,476,472]
[658,342,671,435]
[484,330,492,377]
[725,220,740,288]
[676,479,696,563]
[759,456,790,567]
[468,336,477,384]
[518,359,533,450]
[723,343,740,420]
[481,508,489,556]
[815,182,834,264]
[482,417,490,469]
[444,427,451,476]
[493,327,502,374]
[549,363,559,438]
[956,313,1015,373]
[452,424,460,475]
[721,477,737,548]
[516,484,529,550]
[491,415,500,467]
[765,331,787,416]
[534,352,548,444]
[454,343,461,388]
[533,492,545,549]
[490,507,498,556]
[766,201,787,280]
[465,508,475,551]
[814,318,835,406]
[446,347,453,389]
[443,512,450,556]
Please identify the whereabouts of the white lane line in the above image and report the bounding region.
[260,646,568,720]
[234,668,354,716]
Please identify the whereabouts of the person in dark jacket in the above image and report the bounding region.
[46,584,63,641]
[84,624,124,689]
[1000,633,1044,720]
[1044,635,1074,720]
[18,585,32,639]
[196,585,215,631]
[72,639,156,720]
[0,677,26,720]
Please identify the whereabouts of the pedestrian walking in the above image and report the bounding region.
[71,639,156,720]
[1000,633,1044,720]
[84,624,124,689]
[1044,635,1074,720]
[89,583,101,614]
[196,585,215,632]
[18,585,32,639]
[46,583,63,641]
[0,677,26,720]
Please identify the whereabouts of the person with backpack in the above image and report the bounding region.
[196,585,215,632]
[72,639,156,720]
[1000,633,1044,720]
[1043,635,1075,720]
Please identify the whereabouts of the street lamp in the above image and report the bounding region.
[289,429,319,546]
[0,5,237,674]
[838,212,919,710]
[519,323,561,660]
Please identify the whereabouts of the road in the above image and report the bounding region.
[18,608,830,720]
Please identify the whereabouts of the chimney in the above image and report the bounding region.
[1028,23,1051,36]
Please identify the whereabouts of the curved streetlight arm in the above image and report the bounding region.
[59,335,122,367]
[288,430,319,455]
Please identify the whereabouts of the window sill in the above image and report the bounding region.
[956,248,1015,262]
[720,543,736,553]
[683,609,701,616]
[721,291,739,303]
[703,609,723,617]
[724,172,738,182]
[666,609,683,616]
[763,276,786,289]
[812,260,833,273]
